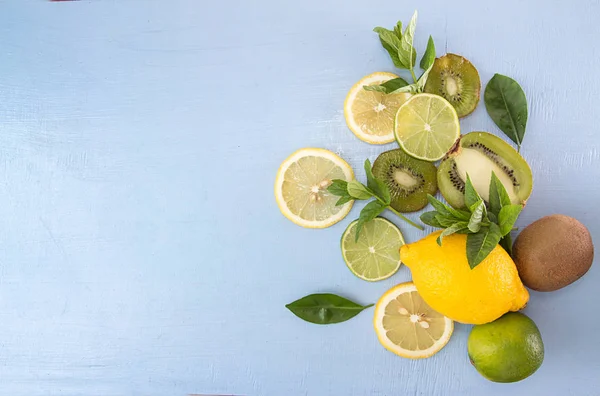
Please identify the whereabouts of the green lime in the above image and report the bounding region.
[394,93,460,161]
[468,312,544,383]
[341,217,404,281]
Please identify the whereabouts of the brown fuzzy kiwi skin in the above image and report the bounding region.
[513,215,594,292]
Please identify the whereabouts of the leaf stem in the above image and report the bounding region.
[410,68,418,84]
[371,195,423,230]
[387,206,425,230]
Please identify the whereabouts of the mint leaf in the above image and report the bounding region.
[468,200,487,233]
[373,27,405,69]
[415,61,434,92]
[388,83,419,94]
[427,194,452,217]
[466,223,503,269]
[500,233,513,255]
[420,35,436,70]
[435,214,459,228]
[488,171,512,216]
[364,159,391,205]
[335,196,353,206]
[328,179,349,197]
[399,11,418,70]
[484,74,528,149]
[347,180,373,200]
[355,200,386,242]
[498,204,522,236]
[437,222,468,246]
[464,174,482,209]
[363,77,410,94]
[394,21,403,40]
[420,211,443,228]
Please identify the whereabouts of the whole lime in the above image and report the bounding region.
[468,312,544,383]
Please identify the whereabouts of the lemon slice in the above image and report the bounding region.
[374,282,453,359]
[394,93,460,161]
[341,218,404,281]
[344,72,412,144]
[275,148,354,228]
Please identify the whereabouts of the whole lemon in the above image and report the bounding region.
[468,312,544,383]
[400,231,528,324]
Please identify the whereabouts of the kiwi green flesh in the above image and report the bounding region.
[437,132,533,209]
[373,149,437,212]
[424,53,481,118]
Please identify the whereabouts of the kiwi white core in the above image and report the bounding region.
[393,169,418,189]
[454,148,519,203]
[446,77,459,96]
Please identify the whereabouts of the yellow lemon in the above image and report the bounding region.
[400,231,529,325]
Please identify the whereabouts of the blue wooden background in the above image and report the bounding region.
[0,0,598,395]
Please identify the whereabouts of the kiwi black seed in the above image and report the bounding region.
[437,132,533,209]
[372,149,437,213]
[424,53,481,118]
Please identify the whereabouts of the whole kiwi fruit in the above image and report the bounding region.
[513,215,594,292]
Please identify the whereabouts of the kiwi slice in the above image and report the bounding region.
[438,132,532,208]
[424,53,481,118]
[372,149,437,212]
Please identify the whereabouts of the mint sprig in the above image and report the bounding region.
[420,172,522,268]
[328,159,424,241]
[365,11,436,94]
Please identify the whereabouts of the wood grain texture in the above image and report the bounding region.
[0,0,599,395]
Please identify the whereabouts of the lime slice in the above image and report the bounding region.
[394,93,460,161]
[341,217,404,281]
[374,282,454,359]
[344,72,412,144]
[275,148,354,228]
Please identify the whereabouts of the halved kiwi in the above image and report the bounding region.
[438,132,533,208]
[372,149,437,212]
[424,53,481,118]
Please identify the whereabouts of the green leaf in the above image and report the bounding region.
[466,223,503,269]
[484,74,528,148]
[363,77,410,94]
[335,196,353,206]
[449,207,472,221]
[488,171,512,216]
[388,83,419,94]
[355,200,387,242]
[464,175,482,209]
[347,180,373,200]
[415,61,434,92]
[437,222,468,246]
[364,159,391,204]
[435,214,459,228]
[399,10,418,70]
[285,294,373,325]
[373,27,406,69]
[394,21,403,40]
[420,211,443,228]
[420,35,436,70]
[427,194,452,217]
[328,179,349,197]
[498,204,522,236]
[500,233,513,255]
[468,200,487,233]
